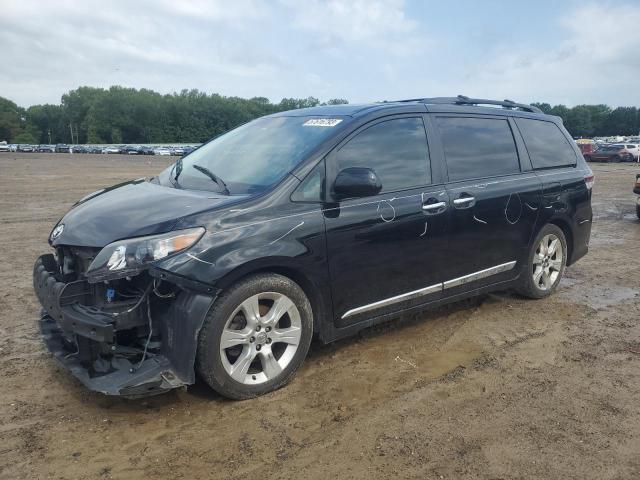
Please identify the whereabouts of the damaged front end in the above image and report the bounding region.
[33,237,217,398]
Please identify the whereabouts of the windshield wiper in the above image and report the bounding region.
[192,164,230,195]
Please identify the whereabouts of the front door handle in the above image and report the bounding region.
[422,201,447,213]
[453,196,475,208]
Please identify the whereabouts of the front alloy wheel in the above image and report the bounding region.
[220,292,302,385]
[197,273,313,399]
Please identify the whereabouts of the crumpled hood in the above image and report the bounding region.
[51,180,241,248]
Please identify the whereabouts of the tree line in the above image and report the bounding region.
[1,86,638,144]
[531,103,640,138]
[0,86,348,145]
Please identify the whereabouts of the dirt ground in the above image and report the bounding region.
[0,153,639,479]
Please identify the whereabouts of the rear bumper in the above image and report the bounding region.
[33,253,216,398]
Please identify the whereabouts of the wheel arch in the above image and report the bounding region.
[212,258,332,338]
[547,218,574,265]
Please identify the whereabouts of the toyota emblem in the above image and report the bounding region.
[50,223,64,240]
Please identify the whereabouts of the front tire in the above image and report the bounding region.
[516,224,567,299]
[636,203,640,220]
[197,273,313,399]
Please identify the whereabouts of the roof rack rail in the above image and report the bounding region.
[383,95,542,114]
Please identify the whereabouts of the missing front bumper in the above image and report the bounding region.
[33,253,217,398]
[40,313,185,397]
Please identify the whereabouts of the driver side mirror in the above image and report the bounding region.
[333,167,382,200]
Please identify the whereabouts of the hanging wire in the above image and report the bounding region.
[109,283,153,317]
[135,295,154,371]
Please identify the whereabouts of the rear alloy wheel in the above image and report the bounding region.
[197,273,313,399]
[516,224,567,299]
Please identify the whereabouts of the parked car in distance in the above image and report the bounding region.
[153,147,171,155]
[170,147,185,156]
[182,146,197,156]
[71,145,88,154]
[121,146,142,155]
[55,144,70,153]
[139,146,155,155]
[33,95,593,400]
[0,142,10,152]
[587,144,635,162]
[37,144,56,153]
[17,144,34,152]
[102,146,122,154]
[624,144,640,161]
[576,138,597,158]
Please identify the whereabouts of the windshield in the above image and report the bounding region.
[163,116,346,194]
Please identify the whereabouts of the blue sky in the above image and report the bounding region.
[2,0,640,107]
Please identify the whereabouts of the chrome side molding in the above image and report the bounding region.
[341,283,441,319]
[341,260,517,320]
[443,261,516,290]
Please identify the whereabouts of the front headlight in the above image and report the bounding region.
[87,227,205,282]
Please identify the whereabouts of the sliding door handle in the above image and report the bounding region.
[422,201,447,213]
[453,196,475,207]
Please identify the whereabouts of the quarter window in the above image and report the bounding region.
[515,118,577,169]
[436,117,520,182]
[333,117,431,193]
[291,160,325,202]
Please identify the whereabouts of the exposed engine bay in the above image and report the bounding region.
[34,246,216,397]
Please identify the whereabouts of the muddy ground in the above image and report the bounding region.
[0,153,639,479]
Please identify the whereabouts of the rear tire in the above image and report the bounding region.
[516,224,567,299]
[636,204,640,220]
[197,273,313,399]
[584,155,592,162]
[612,155,621,163]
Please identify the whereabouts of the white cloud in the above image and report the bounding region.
[281,0,428,56]
[1,1,639,108]
[452,3,640,106]
[0,0,281,106]
[153,0,267,21]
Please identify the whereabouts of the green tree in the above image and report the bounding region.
[13,131,38,143]
[26,104,66,143]
[17,86,640,143]
[531,102,552,114]
[0,96,25,142]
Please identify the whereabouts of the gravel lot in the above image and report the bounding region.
[1,153,639,479]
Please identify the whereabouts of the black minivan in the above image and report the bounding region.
[33,96,593,399]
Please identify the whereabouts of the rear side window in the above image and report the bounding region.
[333,117,431,193]
[436,117,520,182]
[516,118,577,169]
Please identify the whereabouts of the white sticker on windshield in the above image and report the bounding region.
[303,118,343,127]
